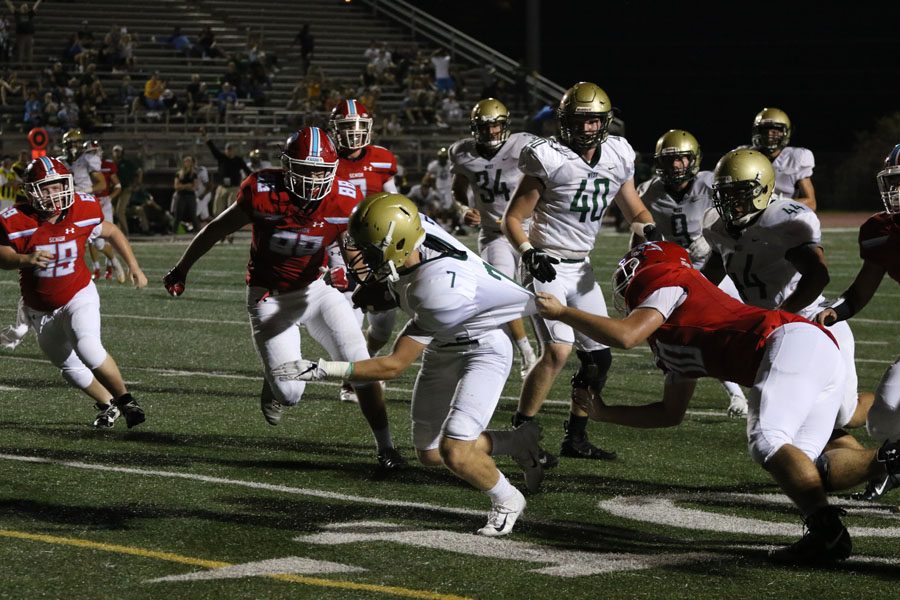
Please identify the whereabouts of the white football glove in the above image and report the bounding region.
[688,236,711,265]
[272,359,327,382]
[727,395,749,419]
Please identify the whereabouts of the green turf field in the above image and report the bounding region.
[1,228,898,599]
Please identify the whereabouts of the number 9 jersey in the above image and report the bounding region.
[518,135,635,257]
[236,168,363,293]
[0,193,103,311]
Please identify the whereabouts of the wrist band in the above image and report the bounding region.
[518,241,534,254]
[322,360,352,378]
[630,221,655,237]
[829,296,856,323]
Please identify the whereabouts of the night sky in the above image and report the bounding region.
[419,1,900,159]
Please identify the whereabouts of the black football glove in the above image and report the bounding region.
[522,248,559,283]
[163,267,187,297]
[639,223,662,242]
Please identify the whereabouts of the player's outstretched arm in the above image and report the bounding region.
[273,335,427,383]
[816,259,886,325]
[99,221,147,288]
[502,174,541,249]
[0,245,53,270]
[588,372,696,428]
[535,292,663,349]
[165,202,251,296]
[451,174,479,226]
[614,178,657,240]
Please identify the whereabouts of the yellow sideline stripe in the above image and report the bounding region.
[0,529,470,600]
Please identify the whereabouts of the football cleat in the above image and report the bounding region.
[113,394,145,429]
[92,402,120,428]
[769,506,851,564]
[260,381,284,426]
[376,447,407,470]
[112,258,127,284]
[509,421,544,493]
[104,265,114,280]
[92,267,101,281]
[853,439,900,500]
[340,382,359,404]
[0,323,28,351]
[727,394,749,418]
[476,488,526,537]
[560,419,617,460]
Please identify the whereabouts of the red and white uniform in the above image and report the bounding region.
[98,159,118,222]
[0,193,109,389]
[335,145,398,199]
[0,194,102,311]
[235,169,373,405]
[624,259,844,463]
[859,212,900,440]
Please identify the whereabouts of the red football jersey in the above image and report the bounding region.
[99,159,118,197]
[336,145,398,199]
[236,168,363,293]
[626,263,834,386]
[0,193,103,311]
[859,212,900,284]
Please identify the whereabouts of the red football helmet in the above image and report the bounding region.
[281,127,338,207]
[82,139,103,158]
[23,156,75,215]
[328,99,373,153]
[877,143,900,214]
[612,241,692,313]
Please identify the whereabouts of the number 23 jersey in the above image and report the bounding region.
[0,193,103,311]
[236,168,363,293]
[449,132,535,237]
[518,135,635,257]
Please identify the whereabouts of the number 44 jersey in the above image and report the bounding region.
[703,198,825,318]
[236,168,363,293]
[0,194,103,312]
[448,132,536,240]
[518,135,635,258]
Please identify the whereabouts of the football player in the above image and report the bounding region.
[328,98,400,403]
[639,129,747,417]
[449,98,538,379]
[163,127,406,471]
[702,149,872,435]
[274,193,543,537]
[427,146,466,234]
[535,240,898,564]
[502,81,658,462]
[749,108,817,210]
[0,157,148,428]
[815,143,900,500]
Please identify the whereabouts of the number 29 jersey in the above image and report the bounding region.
[703,198,824,317]
[449,132,535,239]
[518,135,635,258]
[236,168,363,293]
[0,193,103,311]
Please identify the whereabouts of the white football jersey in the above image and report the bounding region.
[638,170,715,249]
[703,197,824,316]
[392,216,535,346]
[519,135,635,257]
[449,132,536,237]
[426,158,453,200]
[71,153,102,194]
[771,146,814,199]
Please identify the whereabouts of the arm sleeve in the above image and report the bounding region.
[634,286,687,320]
[780,210,822,249]
[399,319,433,346]
[797,148,815,179]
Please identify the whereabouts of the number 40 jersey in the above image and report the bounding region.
[518,135,635,258]
[449,132,535,241]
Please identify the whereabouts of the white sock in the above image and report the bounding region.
[372,426,393,452]
[92,261,100,270]
[485,471,516,504]
[722,381,745,399]
[516,337,535,359]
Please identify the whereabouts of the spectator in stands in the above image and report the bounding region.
[136,71,166,115]
[157,26,194,59]
[21,87,39,127]
[0,155,18,210]
[112,144,142,236]
[380,113,402,137]
[185,73,210,121]
[118,74,137,111]
[440,90,463,122]
[46,61,69,88]
[132,186,168,234]
[0,68,20,105]
[40,90,57,126]
[401,88,425,125]
[56,95,78,130]
[6,0,39,65]
[430,48,453,94]
[203,129,250,218]
[220,60,243,96]
[292,23,314,76]
[119,32,135,71]
[197,25,223,60]
[213,81,238,120]
[194,158,211,225]
[172,154,200,233]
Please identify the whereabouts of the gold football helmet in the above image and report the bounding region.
[61,128,84,161]
[653,129,702,186]
[751,108,792,154]
[712,149,776,229]
[345,193,426,283]
[470,98,510,150]
[557,82,612,152]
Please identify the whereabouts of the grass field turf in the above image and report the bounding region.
[1,228,898,599]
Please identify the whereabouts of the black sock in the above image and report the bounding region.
[567,413,588,436]
[512,411,533,427]
[115,393,133,405]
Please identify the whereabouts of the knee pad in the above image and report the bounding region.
[93,237,106,251]
[747,428,787,466]
[61,364,94,390]
[573,348,612,392]
[815,453,833,491]
[75,335,108,370]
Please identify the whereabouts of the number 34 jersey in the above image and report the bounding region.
[236,168,363,293]
[0,194,103,312]
[449,132,535,238]
[518,135,635,258]
[703,198,825,317]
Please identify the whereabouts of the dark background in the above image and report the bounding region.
[418,0,900,178]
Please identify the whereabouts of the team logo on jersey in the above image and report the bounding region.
[65,228,75,234]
